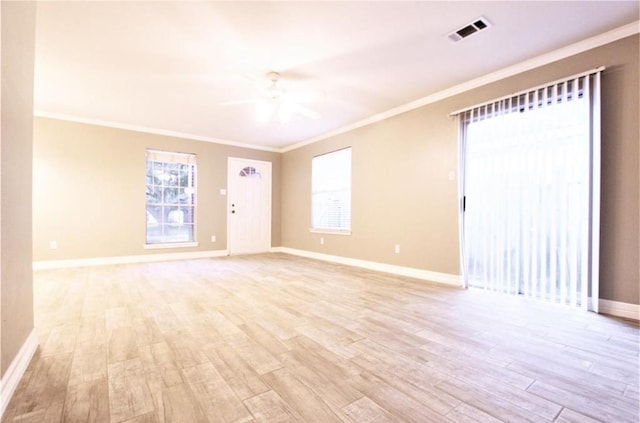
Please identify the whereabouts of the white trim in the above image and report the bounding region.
[598,299,640,321]
[33,110,280,153]
[282,21,639,153]
[143,241,199,250]
[309,229,352,236]
[272,247,639,319]
[589,71,602,313]
[587,297,596,312]
[32,249,228,270]
[271,247,462,287]
[449,66,605,116]
[0,330,38,419]
[33,22,638,154]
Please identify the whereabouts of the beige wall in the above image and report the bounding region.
[281,35,640,305]
[1,1,36,375]
[33,118,281,261]
[32,35,639,306]
[282,104,461,274]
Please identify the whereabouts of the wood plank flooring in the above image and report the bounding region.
[3,253,638,422]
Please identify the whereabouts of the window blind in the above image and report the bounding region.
[311,147,352,232]
[146,149,197,165]
[455,68,602,311]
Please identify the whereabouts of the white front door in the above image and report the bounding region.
[227,157,272,255]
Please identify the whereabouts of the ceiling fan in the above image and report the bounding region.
[220,71,323,124]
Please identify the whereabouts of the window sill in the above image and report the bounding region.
[144,242,199,250]
[309,228,352,236]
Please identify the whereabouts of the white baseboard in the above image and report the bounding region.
[271,247,462,287]
[33,249,637,320]
[33,249,229,270]
[598,299,640,321]
[0,329,38,418]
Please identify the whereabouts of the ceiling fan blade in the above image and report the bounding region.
[219,70,324,123]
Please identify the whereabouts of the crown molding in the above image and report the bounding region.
[34,21,639,154]
[33,110,281,153]
[282,20,639,153]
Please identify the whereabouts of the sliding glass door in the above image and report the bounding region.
[457,70,601,310]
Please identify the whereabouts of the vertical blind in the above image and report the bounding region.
[455,68,602,310]
[311,147,352,232]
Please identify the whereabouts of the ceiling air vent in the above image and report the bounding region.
[448,17,492,42]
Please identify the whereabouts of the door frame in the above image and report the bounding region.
[226,157,272,255]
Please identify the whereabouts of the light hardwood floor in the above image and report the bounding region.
[3,253,638,422]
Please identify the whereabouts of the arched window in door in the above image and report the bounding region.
[239,166,261,179]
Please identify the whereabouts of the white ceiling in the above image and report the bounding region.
[34,1,639,150]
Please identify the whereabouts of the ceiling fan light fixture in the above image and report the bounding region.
[265,71,284,99]
[225,70,322,124]
[267,84,284,100]
[255,100,293,124]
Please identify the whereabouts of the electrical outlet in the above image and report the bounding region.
[49,241,58,249]
[211,235,216,242]
[320,237,324,245]
[394,244,400,254]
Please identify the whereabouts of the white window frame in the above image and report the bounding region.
[453,68,602,311]
[310,147,352,234]
[144,149,198,249]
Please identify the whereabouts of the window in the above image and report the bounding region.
[456,70,601,310]
[145,149,197,246]
[239,166,261,178]
[311,147,351,232]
